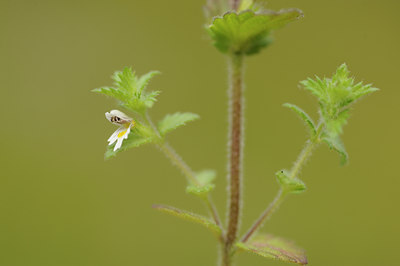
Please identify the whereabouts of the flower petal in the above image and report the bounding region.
[108,127,123,145]
[105,110,132,125]
[114,136,124,151]
[124,126,131,139]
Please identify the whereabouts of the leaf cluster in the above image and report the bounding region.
[92,67,160,115]
[301,64,378,138]
[284,64,378,165]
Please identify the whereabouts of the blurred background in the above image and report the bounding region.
[1,0,399,265]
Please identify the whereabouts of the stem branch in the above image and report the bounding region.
[241,124,323,243]
[145,113,224,235]
[241,189,285,243]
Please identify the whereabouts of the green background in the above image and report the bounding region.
[1,0,399,265]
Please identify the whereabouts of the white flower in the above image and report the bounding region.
[105,110,136,151]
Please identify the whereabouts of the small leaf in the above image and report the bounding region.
[153,204,221,236]
[142,90,161,108]
[137,71,161,93]
[353,84,379,101]
[92,87,127,102]
[237,234,307,265]
[276,170,306,194]
[283,103,316,137]
[186,170,217,196]
[238,0,253,11]
[208,9,303,55]
[196,170,216,185]
[323,136,348,165]
[112,67,137,93]
[300,77,324,99]
[158,112,200,136]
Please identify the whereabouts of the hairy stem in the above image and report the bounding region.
[231,0,240,10]
[289,140,315,179]
[223,54,244,265]
[241,125,323,243]
[157,142,200,186]
[145,113,224,235]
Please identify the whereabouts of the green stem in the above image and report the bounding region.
[157,142,200,186]
[223,54,245,265]
[289,139,315,179]
[241,189,285,243]
[145,113,224,236]
[240,124,324,243]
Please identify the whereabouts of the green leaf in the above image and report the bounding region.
[93,67,161,114]
[236,234,307,265]
[238,0,253,11]
[105,126,155,159]
[325,109,349,138]
[186,170,217,196]
[137,71,161,93]
[142,90,161,108]
[153,204,221,236]
[92,87,128,102]
[158,112,200,136]
[112,67,137,94]
[283,103,316,137]
[276,170,306,194]
[323,136,348,165]
[208,9,303,55]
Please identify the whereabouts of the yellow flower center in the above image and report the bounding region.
[118,130,127,138]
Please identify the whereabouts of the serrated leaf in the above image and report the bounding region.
[353,84,379,100]
[276,170,306,194]
[112,67,137,94]
[237,234,307,265]
[323,136,348,165]
[208,9,303,55]
[283,103,316,137]
[158,112,200,136]
[186,170,217,196]
[143,91,161,108]
[105,127,155,159]
[153,204,221,236]
[137,71,160,93]
[92,87,127,102]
